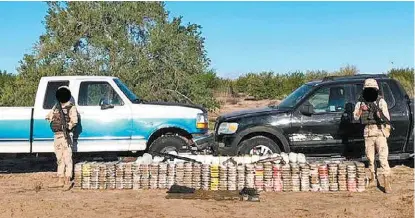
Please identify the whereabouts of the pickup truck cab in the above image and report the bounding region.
[0,76,209,154]
[212,74,414,160]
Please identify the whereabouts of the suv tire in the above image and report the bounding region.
[238,136,281,155]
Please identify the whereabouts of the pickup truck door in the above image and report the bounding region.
[32,80,71,153]
[290,84,354,156]
[75,80,132,152]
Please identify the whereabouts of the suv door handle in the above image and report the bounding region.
[333,117,341,121]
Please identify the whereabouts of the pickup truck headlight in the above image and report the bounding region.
[196,113,208,129]
[217,122,239,135]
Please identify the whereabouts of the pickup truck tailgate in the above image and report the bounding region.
[0,107,33,153]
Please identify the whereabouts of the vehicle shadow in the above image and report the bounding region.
[0,153,122,174]
[389,159,414,168]
[0,155,57,173]
[361,159,414,169]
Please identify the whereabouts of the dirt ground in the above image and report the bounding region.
[0,157,413,218]
[209,98,278,120]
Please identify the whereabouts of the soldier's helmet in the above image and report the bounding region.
[362,78,379,102]
[56,86,71,103]
[363,78,379,90]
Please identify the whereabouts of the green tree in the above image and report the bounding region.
[388,67,414,97]
[230,65,363,100]
[335,64,359,76]
[0,2,218,109]
[0,70,16,101]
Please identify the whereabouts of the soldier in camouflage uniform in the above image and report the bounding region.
[46,86,78,190]
[353,78,392,193]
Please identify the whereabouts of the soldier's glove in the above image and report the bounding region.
[360,104,368,111]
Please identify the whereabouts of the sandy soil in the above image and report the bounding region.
[0,157,413,218]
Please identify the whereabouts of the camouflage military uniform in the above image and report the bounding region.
[46,87,78,190]
[353,78,392,193]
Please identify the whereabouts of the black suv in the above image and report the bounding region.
[211,74,414,160]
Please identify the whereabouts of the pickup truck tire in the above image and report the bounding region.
[149,135,188,154]
[238,136,281,155]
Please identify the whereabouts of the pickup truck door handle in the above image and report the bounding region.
[333,117,341,121]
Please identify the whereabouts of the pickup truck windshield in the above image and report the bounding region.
[113,79,139,103]
[277,84,313,108]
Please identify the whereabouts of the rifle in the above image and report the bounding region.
[56,102,73,147]
[251,156,283,164]
[366,101,395,130]
[359,93,395,130]
[150,151,202,164]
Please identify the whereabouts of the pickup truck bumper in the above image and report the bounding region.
[193,133,238,155]
[193,133,215,150]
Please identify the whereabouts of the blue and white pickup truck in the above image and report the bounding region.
[0,76,209,154]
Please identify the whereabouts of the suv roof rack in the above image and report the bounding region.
[322,74,388,82]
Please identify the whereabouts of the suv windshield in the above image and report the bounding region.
[277,84,313,108]
[113,79,139,103]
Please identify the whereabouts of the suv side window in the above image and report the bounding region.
[355,83,364,101]
[78,81,124,106]
[43,81,70,109]
[308,85,346,113]
[354,81,395,109]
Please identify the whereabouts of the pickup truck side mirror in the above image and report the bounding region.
[99,99,114,110]
[300,101,314,116]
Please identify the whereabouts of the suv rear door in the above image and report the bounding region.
[349,79,410,156]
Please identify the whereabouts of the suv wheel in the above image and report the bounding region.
[239,136,281,155]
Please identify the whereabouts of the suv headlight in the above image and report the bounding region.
[218,122,239,135]
[196,113,208,129]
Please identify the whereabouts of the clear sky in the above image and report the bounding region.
[0,1,413,78]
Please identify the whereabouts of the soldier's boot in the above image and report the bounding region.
[62,177,73,191]
[49,177,64,188]
[368,173,377,188]
[383,175,392,194]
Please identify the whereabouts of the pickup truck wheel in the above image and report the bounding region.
[239,136,281,155]
[149,135,188,154]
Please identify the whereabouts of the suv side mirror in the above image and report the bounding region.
[300,101,314,116]
[343,102,359,123]
[99,99,114,110]
[345,102,354,114]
